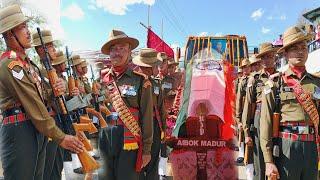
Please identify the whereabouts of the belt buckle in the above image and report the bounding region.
[14,109,20,114]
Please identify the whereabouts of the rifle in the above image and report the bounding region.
[90,65,100,110]
[80,115,92,124]
[86,107,107,128]
[72,123,100,173]
[66,46,76,96]
[244,141,253,165]
[36,28,67,115]
[272,74,281,158]
[74,122,97,151]
[100,105,112,116]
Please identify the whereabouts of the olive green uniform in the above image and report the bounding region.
[235,75,248,125]
[242,69,272,179]
[260,69,320,180]
[235,76,241,94]
[235,75,248,162]
[0,51,65,180]
[99,68,153,180]
[140,77,166,180]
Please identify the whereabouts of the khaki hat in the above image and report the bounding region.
[32,29,55,47]
[81,61,88,68]
[240,58,250,67]
[249,55,261,65]
[52,51,67,66]
[101,29,139,55]
[95,62,104,70]
[158,52,168,62]
[168,58,179,66]
[277,26,313,53]
[0,4,29,34]
[132,48,162,68]
[256,42,279,58]
[71,55,85,66]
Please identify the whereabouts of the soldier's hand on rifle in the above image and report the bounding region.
[142,154,151,168]
[60,135,84,153]
[265,162,280,179]
[71,87,80,96]
[76,131,87,141]
[245,136,253,145]
[53,78,66,94]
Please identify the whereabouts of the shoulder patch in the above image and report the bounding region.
[133,70,148,80]
[8,60,23,70]
[12,69,24,80]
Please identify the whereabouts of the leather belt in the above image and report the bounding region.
[279,132,315,142]
[2,106,28,125]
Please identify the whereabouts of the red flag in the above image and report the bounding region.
[147,28,174,58]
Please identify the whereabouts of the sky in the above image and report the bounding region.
[16,0,320,51]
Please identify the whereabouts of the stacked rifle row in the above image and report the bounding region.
[37,28,109,173]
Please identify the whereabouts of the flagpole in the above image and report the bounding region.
[140,22,149,29]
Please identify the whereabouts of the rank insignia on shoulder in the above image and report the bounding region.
[8,60,23,70]
[12,69,24,80]
[119,85,137,96]
[313,87,320,100]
